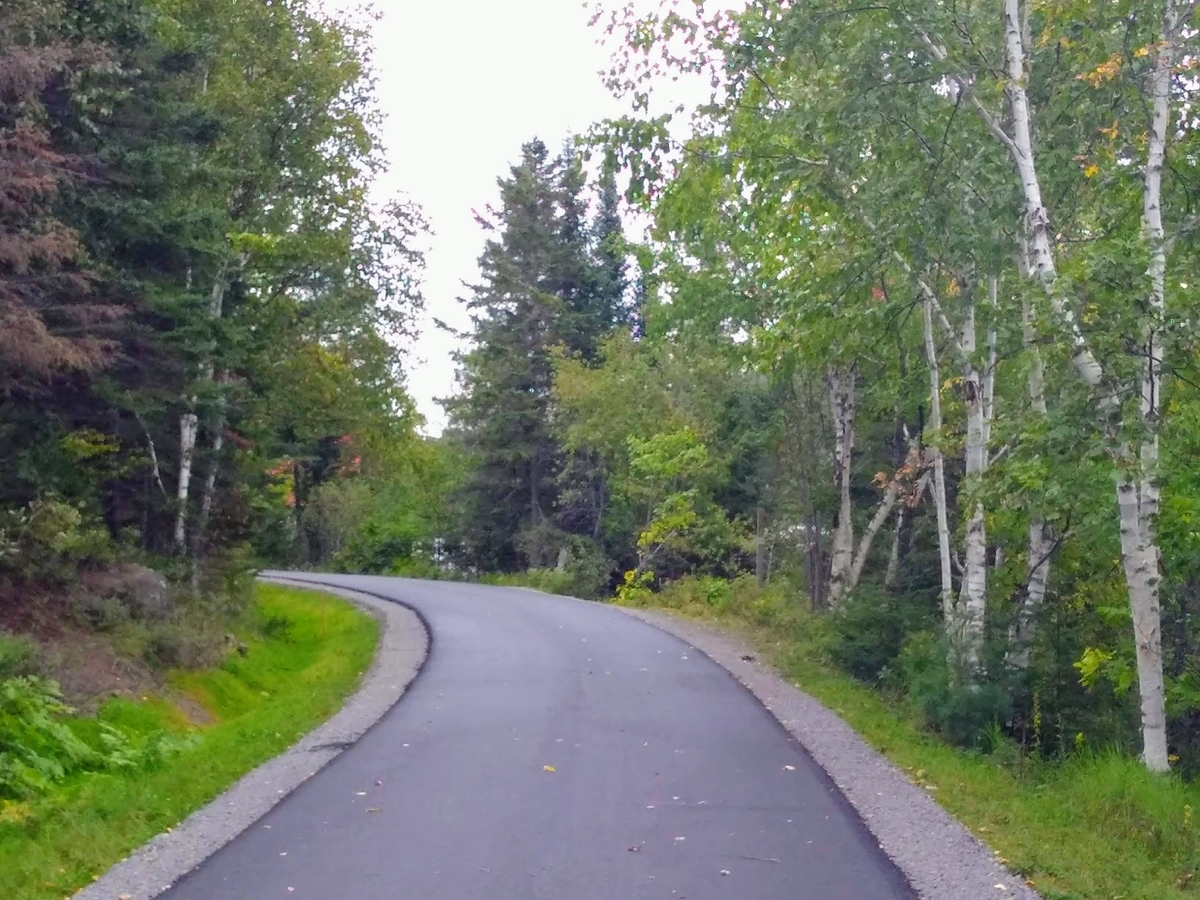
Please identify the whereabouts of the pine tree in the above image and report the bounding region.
[591,165,633,336]
[446,139,629,571]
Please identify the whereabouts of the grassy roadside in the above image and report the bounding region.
[621,578,1200,900]
[0,583,379,900]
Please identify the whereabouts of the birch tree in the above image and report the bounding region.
[897,0,1195,773]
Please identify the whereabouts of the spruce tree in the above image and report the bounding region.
[446,139,629,572]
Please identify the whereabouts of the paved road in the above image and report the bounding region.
[163,574,914,900]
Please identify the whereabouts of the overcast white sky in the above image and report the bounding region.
[354,0,634,434]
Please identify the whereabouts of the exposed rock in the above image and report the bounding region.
[81,563,172,622]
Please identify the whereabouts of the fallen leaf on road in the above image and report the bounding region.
[543,765,556,773]
[674,836,686,842]
[628,846,641,852]
[783,765,795,771]
[366,807,382,813]
[720,870,731,876]
[740,655,755,662]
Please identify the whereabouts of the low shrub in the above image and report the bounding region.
[389,556,446,580]
[898,631,1012,749]
[141,615,228,671]
[0,498,114,584]
[0,636,38,680]
[829,583,937,683]
[482,569,580,596]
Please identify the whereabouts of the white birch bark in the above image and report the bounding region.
[997,0,1172,770]
[959,286,990,667]
[848,482,901,591]
[923,296,955,624]
[1120,0,1179,774]
[827,366,857,606]
[174,411,198,550]
[194,401,227,552]
[998,0,1106,396]
[134,411,168,500]
[174,261,230,554]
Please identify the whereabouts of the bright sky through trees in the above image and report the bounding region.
[359,1,629,433]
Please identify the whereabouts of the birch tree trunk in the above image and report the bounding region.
[174,411,198,550]
[923,296,955,624]
[827,366,857,605]
[995,0,1172,770]
[959,293,988,666]
[1117,0,1179,774]
[847,482,901,591]
[190,392,228,592]
[174,261,230,554]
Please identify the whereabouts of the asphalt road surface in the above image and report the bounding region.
[162,574,915,900]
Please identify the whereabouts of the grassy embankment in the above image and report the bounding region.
[618,575,1200,900]
[0,583,378,900]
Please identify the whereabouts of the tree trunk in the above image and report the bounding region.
[847,483,901,591]
[190,393,228,592]
[1118,473,1169,772]
[885,505,904,589]
[174,410,199,551]
[826,365,857,605]
[997,0,1173,770]
[174,261,230,554]
[923,296,954,623]
[999,0,1107,395]
[1119,0,1178,775]
[959,293,988,667]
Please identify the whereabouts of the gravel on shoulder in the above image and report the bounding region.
[617,606,1043,900]
[73,576,428,900]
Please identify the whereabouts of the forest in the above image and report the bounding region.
[404,0,1200,786]
[0,0,439,803]
[3,0,1200,886]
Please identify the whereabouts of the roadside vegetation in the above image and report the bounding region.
[6,0,1200,898]
[0,583,377,900]
[622,575,1200,900]
[1,3,418,893]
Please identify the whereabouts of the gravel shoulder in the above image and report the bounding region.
[617,606,1043,900]
[74,577,428,900]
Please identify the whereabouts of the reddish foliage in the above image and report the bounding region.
[0,5,124,386]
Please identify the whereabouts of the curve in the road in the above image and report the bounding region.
[162,573,915,900]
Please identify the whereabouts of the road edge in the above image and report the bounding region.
[74,576,429,900]
[615,606,1041,900]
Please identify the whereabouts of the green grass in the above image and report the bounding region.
[0,583,379,900]
[624,576,1200,900]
